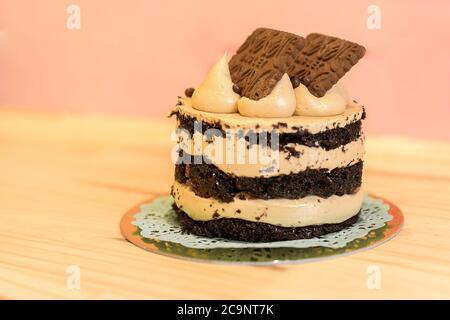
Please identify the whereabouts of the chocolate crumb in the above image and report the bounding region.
[232,83,241,95]
[168,110,178,118]
[273,122,288,129]
[361,107,367,119]
[283,146,301,159]
[302,75,312,86]
[237,193,246,200]
[184,87,195,97]
[212,210,220,219]
[290,76,301,88]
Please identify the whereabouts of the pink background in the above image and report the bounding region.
[1,0,449,140]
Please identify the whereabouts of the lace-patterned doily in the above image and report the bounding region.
[132,194,392,249]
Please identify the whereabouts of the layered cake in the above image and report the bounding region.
[170,28,366,242]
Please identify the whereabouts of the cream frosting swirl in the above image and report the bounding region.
[294,81,349,116]
[237,73,296,118]
[191,52,239,113]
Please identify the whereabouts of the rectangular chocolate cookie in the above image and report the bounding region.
[229,28,305,100]
[289,33,366,97]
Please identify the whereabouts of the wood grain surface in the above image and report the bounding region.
[0,109,449,299]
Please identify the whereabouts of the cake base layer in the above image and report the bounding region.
[175,205,360,242]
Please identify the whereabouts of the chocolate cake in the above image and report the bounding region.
[170,28,366,242]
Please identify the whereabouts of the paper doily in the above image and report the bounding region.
[132,194,392,249]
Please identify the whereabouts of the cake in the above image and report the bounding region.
[170,28,366,242]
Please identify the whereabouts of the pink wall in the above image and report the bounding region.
[1,0,449,140]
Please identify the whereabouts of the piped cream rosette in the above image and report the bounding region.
[191,52,239,113]
[191,52,351,118]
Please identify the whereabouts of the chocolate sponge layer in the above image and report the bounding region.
[175,112,363,151]
[175,160,362,203]
[175,205,360,242]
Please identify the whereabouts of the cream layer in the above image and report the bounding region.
[176,133,364,177]
[172,182,364,227]
[173,97,364,135]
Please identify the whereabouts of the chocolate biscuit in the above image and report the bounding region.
[229,28,305,100]
[290,33,366,97]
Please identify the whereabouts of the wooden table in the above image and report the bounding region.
[0,109,449,299]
